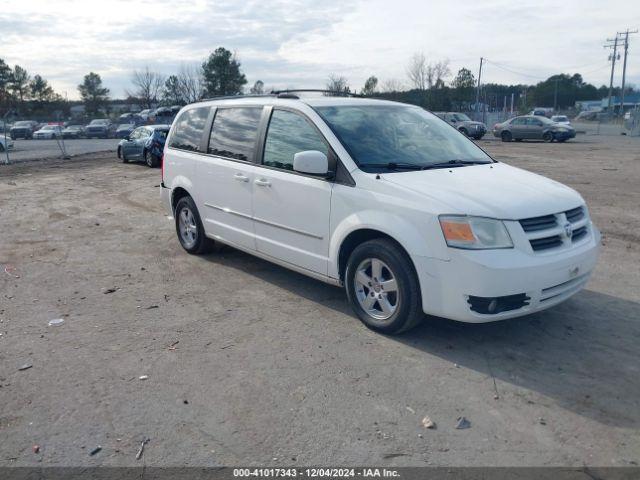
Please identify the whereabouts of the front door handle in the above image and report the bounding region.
[234,173,249,182]
[255,178,271,187]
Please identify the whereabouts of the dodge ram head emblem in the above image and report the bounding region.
[564,222,573,239]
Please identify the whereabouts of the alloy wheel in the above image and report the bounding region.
[354,258,399,324]
[178,207,198,249]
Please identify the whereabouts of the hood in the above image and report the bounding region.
[382,162,583,219]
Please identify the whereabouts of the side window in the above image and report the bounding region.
[263,110,328,171]
[131,128,142,139]
[168,107,210,152]
[208,107,263,161]
[527,118,543,126]
[511,118,525,125]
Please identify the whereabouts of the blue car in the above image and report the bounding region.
[117,124,170,167]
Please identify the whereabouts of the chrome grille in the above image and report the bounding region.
[519,205,589,253]
[519,214,557,232]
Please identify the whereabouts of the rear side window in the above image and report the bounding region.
[169,107,210,152]
[263,110,328,171]
[208,107,263,161]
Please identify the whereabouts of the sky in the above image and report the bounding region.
[1,0,639,100]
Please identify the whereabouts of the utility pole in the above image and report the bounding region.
[604,36,620,118]
[475,57,483,121]
[618,29,637,116]
[510,92,514,115]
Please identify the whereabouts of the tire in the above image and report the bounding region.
[174,196,214,254]
[0,144,4,152]
[501,131,512,142]
[459,128,468,137]
[144,149,158,168]
[542,131,553,143]
[121,148,129,163]
[515,138,522,142]
[473,134,484,140]
[117,146,121,159]
[345,238,423,334]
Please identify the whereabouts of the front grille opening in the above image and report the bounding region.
[565,206,584,223]
[519,214,557,232]
[571,225,588,242]
[530,235,563,251]
[467,293,530,314]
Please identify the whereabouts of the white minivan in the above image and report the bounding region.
[160,93,600,334]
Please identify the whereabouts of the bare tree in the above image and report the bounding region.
[177,63,204,103]
[407,52,428,91]
[381,79,405,93]
[433,59,451,88]
[326,74,350,94]
[127,67,165,109]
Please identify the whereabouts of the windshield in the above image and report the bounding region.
[453,113,472,122]
[553,116,568,122]
[90,120,108,125]
[15,121,31,127]
[41,125,57,130]
[315,105,492,169]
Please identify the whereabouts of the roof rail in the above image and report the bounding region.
[201,93,276,102]
[270,89,363,98]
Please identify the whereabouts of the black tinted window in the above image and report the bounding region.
[263,110,327,171]
[208,107,263,161]
[169,107,210,151]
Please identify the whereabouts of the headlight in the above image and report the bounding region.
[439,215,513,249]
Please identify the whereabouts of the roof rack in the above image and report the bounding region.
[201,93,276,102]
[270,89,363,99]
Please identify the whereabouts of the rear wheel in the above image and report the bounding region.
[174,196,214,254]
[543,131,554,142]
[345,238,423,334]
[501,131,512,142]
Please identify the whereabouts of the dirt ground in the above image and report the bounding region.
[0,135,639,467]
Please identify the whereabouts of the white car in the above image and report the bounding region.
[33,125,63,139]
[0,135,14,151]
[160,95,600,334]
[551,115,571,125]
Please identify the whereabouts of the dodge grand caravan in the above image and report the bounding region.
[160,94,600,334]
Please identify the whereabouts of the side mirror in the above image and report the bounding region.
[293,150,328,176]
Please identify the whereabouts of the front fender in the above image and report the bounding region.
[328,210,449,279]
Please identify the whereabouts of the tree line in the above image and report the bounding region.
[1,47,634,120]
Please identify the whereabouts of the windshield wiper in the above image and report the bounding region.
[423,159,492,169]
[358,162,425,171]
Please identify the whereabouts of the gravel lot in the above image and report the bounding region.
[0,136,639,467]
[3,138,120,163]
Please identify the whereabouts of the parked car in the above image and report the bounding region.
[493,115,576,142]
[160,96,600,334]
[117,124,170,167]
[434,112,487,139]
[0,135,14,151]
[117,113,144,126]
[10,120,39,139]
[551,115,571,125]
[138,109,153,121]
[85,119,114,138]
[33,124,63,140]
[62,124,85,139]
[115,123,137,139]
[530,108,553,117]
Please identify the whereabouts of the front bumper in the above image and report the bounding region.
[413,226,600,323]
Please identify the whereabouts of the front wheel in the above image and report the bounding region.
[543,131,554,142]
[501,131,512,142]
[144,149,158,168]
[345,238,423,334]
[174,196,214,254]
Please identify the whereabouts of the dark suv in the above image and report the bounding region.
[10,120,39,139]
[434,112,486,140]
[85,119,115,138]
